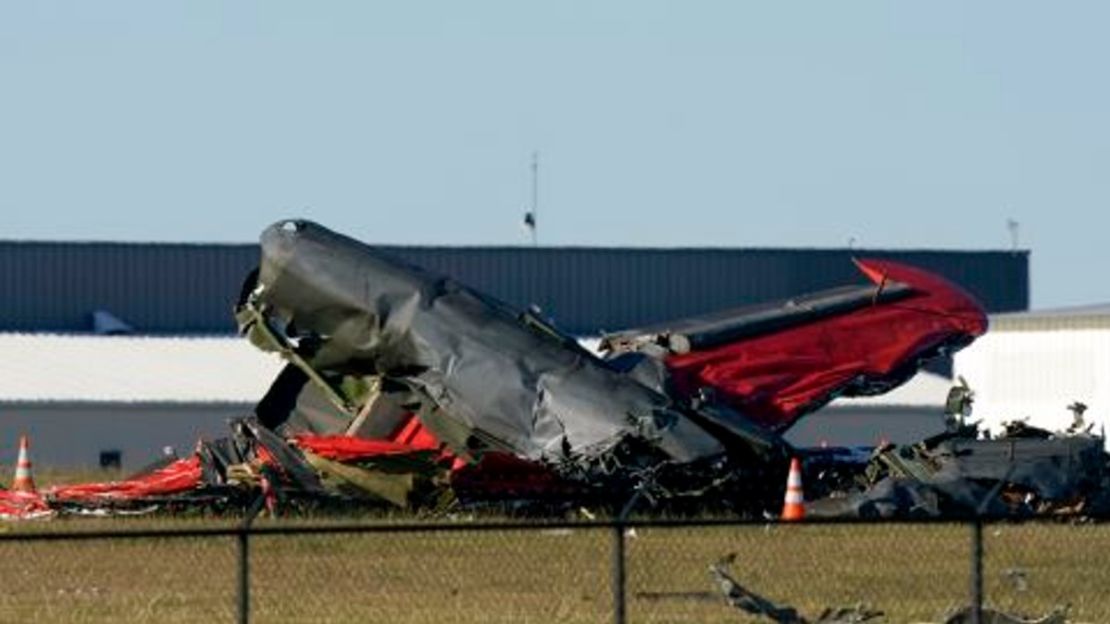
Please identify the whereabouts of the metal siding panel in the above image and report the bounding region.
[955,328,1110,437]
[0,242,257,334]
[0,242,1028,335]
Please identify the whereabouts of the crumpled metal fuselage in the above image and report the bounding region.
[240,221,765,485]
[238,219,985,502]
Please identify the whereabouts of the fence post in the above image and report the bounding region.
[611,487,644,624]
[238,491,266,624]
[969,463,1012,624]
[612,521,626,624]
[238,528,250,624]
[970,518,983,624]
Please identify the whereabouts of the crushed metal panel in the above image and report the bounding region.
[932,436,1106,500]
[242,220,732,477]
[709,554,883,623]
[231,219,993,506]
[807,430,1109,518]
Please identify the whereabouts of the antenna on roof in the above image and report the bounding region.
[523,151,539,246]
[1007,218,1020,252]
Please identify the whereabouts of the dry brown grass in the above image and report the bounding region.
[3,466,125,488]
[0,517,1106,623]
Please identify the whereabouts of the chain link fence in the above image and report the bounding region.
[0,517,1106,623]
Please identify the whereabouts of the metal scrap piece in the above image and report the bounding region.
[708,553,803,623]
[940,606,1069,624]
[708,553,882,623]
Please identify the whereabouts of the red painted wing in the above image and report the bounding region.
[664,258,988,430]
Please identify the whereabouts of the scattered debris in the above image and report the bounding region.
[806,391,1110,519]
[939,605,1069,624]
[708,553,803,623]
[709,554,1073,624]
[1002,567,1029,593]
[226,219,986,511]
[709,553,882,623]
[1066,402,1091,435]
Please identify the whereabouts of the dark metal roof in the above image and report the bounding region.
[0,240,1028,335]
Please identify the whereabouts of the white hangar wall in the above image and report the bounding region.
[0,333,284,470]
[954,309,1110,442]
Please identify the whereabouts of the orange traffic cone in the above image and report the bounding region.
[12,435,36,494]
[781,457,804,521]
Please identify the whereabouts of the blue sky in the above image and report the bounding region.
[2,2,1107,308]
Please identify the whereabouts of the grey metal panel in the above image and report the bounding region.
[0,240,1028,336]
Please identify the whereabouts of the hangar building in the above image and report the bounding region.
[955,304,1110,444]
[0,240,1029,468]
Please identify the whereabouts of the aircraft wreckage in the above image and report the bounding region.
[10,219,1105,519]
[230,219,985,509]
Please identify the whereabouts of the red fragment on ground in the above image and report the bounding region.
[48,456,202,503]
[0,490,52,520]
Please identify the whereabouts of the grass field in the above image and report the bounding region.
[0,516,1105,623]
